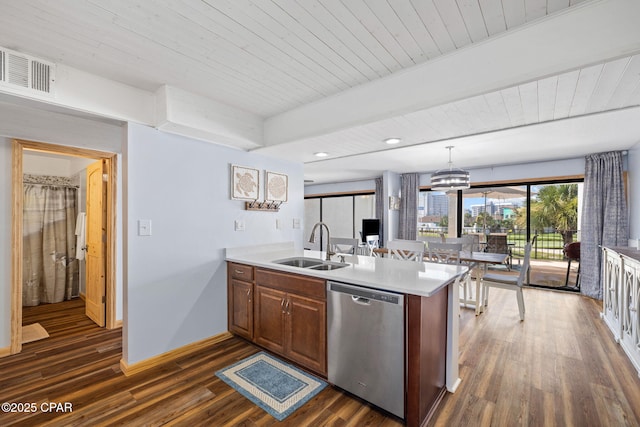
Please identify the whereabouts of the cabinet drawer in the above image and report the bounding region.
[255,268,325,300]
[229,263,254,281]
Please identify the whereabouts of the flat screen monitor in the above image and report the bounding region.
[362,219,380,243]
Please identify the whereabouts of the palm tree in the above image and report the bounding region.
[530,184,578,245]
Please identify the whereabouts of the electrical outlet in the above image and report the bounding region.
[293,218,301,229]
[276,219,282,230]
[234,220,245,231]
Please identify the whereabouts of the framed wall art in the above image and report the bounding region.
[231,165,259,200]
[265,171,288,202]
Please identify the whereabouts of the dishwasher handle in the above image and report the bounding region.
[351,295,371,305]
[328,281,403,305]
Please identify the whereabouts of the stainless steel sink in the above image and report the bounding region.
[309,263,348,271]
[272,257,325,268]
[272,257,348,270]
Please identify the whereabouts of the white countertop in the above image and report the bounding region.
[225,242,467,297]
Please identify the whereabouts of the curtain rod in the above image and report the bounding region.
[23,182,79,189]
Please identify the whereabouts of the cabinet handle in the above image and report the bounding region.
[281,298,286,314]
[234,270,244,274]
[286,299,291,315]
[247,288,251,303]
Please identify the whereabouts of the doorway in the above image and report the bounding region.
[10,139,118,355]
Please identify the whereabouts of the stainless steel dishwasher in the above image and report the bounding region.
[327,281,405,419]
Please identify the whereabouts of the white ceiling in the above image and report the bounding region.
[1,0,640,184]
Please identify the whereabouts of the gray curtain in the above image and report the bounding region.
[399,173,419,240]
[581,151,628,299]
[23,185,79,306]
[375,176,384,244]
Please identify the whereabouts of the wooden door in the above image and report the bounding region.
[254,285,286,353]
[286,293,327,375]
[229,279,253,339]
[85,160,106,327]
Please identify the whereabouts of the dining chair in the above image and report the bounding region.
[563,241,581,288]
[486,234,512,269]
[461,234,480,252]
[427,242,473,305]
[418,234,446,245]
[365,234,380,257]
[444,237,479,253]
[329,237,359,255]
[482,243,532,321]
[427,242,462,264]
[387,240,425,262]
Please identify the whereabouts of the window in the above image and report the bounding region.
[417,190,449,237]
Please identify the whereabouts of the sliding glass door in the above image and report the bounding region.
[304,193,375,250]
[419,179,582,290]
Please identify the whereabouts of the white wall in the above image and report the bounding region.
[23,153,95,177]
[0,103,304,361]
[419,158,586,187]
[384,171,401,244]
[304,158,589,245]
[628,143,640,240]
[123,123,304,364]
[305,179,375,196]
[304,158,586,197]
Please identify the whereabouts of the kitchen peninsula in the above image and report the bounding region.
[225,242,467,426]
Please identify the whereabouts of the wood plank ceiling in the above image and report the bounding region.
[1,0,640,183]
[0,0,590,117]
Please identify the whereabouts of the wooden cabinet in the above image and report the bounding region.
[601,247,640,377]
[621,258,640,374]
[227,262,327,376]
[254,285,286,353]
[286,293,326,375]
[228,263,254,340]
[603,248,622,340]
[406,287,448,426]
[227,259,456,423]
[255,268,327,376]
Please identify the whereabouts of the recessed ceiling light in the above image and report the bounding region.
[314,152,329,157]
[384,137,402,145]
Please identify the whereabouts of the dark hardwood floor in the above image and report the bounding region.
[2,288,640,426]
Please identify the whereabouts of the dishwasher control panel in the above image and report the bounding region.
[328,282,401,304]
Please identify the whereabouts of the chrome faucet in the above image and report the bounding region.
[309,222,334,261]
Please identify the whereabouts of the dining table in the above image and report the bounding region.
[372,247,508,315]
[458,251,509,315]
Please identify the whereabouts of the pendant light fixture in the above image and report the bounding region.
[430,146,470,191]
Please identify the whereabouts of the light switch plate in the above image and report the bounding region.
[293,218,301,229]
[138,219,152,236]
[276,219,282,230]
[234,220,245,231]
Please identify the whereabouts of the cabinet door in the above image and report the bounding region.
[229,279,253,339]
[254,285,286,354]
[286,293,327,375]
[603,249,622,339]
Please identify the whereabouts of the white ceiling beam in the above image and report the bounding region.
[155,86,263,150]
[264,0,640,145]
[0,62,156,126]
[54,64,155,125]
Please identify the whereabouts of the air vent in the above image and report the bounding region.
[31,60,51,92]
[0,46,55,96]
[8,53,28,87]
